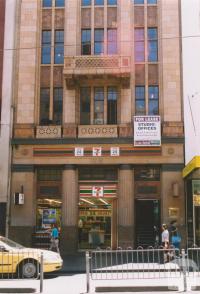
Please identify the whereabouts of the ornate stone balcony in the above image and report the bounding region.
[78,125,118,138]
[36,125,62,139]
[64,55,131,86]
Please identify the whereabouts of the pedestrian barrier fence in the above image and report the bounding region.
[86,246,200,292]
[0,249,44,293]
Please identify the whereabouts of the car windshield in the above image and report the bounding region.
[0,236,24,249]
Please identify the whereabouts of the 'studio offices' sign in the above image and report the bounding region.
[134,115,161,146]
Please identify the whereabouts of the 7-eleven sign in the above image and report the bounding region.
[92,186,104,197]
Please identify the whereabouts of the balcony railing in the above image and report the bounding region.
[64,55,131,83]
[36,125,61,139]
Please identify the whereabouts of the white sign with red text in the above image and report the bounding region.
[134,115,161,146]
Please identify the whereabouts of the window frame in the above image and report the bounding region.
[148,85,159,115]
[94,29,104,55]
[79,86,119,125]
[54,30,64,64]
[134,28,145,62]
[135,86,145,115]
[148,28,158,62]
[81,29,91,55]
[41,31,51,64]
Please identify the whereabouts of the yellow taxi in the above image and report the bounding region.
[0,236,63,278]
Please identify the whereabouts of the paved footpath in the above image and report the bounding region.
[0,273,199,294]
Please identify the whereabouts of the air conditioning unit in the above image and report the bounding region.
[14,193,24,205]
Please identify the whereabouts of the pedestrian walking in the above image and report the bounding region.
[161,224,170,263]
[168,220,177,242]
[171,231,181,250]
[49,224,60,254]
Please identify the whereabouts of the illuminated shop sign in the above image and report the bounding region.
[92,186,104,197]
[134,115,161,146]
[79,210,112,217]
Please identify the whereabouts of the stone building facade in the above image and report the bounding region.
[0,0,16,236]
[10,0,185,253]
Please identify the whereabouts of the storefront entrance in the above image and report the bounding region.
[135,199,160,248]
[78,197,115,249]
[78,166,118,250]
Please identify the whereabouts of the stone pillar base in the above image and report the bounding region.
[118,225,134,249]
[9,226,33,247]
[60,225,78,254]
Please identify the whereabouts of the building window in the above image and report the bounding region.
[41,31,51,64]
[107,87,117,124]
[80,87,118,125]
[148,28,158,62]
[94,29,104,55]
[54,30,64,64]
[40,88,50,125]
[107,29,117,54]
[148,86,159,115]
[55,0,65,7]
[95,0,104,5]
[53,88,63,124]
[82,0,91,6]
[134,0,144,4]
[80,87,91,125]
[81,29,91,55]
[135,86,145,115]
[134,28,145,62]
[135,166,160,181]
[147,0,157,3]
[42,0,52,7]
[108,0,117,4]
[94,87,104,124]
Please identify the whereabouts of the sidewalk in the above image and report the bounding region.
[59,252,86,272]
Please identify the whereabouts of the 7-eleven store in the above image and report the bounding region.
[78,178,118,249]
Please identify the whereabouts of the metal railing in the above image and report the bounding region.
[0,250,44,293]
[86,246,200,293]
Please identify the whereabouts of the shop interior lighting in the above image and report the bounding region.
[99,198,109,205]
[80,198,95,205]
[44,199,62,204]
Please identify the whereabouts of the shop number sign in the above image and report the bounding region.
[92,186,104,197]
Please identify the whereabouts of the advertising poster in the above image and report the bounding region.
[42,209,56,225]
[134,115,161,146]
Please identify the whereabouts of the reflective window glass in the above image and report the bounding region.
[53,88,63,125]
[135,86,145,115]
[108,0,117,4]
[107,87,117,124]
[148,28,158,62]
[94,29,104,55]
[95,0,104,5]
[82,0,91,5]
[43,0,52,7]
[80,87,91,125]
[148,86,159,115]
[81,29,91,55]
[54,30,64,64]
[55,0,65,7]
[40,88,50,124]
[134,28,145,62]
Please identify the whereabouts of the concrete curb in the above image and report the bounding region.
[95,286,179,292]
[0,288,36,293]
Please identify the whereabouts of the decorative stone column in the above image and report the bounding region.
[9,167,35,246]
[118,165,134,248]
[60,165,78,253]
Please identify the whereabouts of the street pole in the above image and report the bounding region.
[86,251,90,293]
